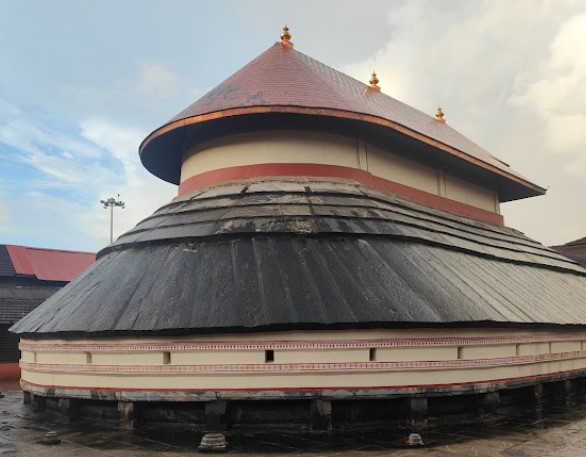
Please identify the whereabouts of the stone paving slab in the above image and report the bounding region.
[3,380,586,456]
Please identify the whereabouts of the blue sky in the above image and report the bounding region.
[1,0,585,252]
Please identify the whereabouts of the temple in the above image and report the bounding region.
[11,28,586,429]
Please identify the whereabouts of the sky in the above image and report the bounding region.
[0,0,585,252]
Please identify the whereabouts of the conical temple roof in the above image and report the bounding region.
[140,42,544,202]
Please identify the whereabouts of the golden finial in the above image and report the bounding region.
[280,25,293,48]
[436,106,445,122]
[369,71,379,87]
[368,71,381,92]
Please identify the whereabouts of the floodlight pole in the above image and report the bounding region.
[100,195,125,244]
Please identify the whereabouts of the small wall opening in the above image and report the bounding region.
[163,352,171,364]
[265,350,274,363]
[457,347,464,359]
[85,352,92,364]
[369,348,377,361]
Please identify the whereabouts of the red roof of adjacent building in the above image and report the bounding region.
[139,42,545,202]
[2,245,95,282]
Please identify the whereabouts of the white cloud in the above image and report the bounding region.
[79,118,175,244]
[0,197,10,233]
[511,13,586,165]
[340,0,586,246]
[0,98,175,250]
[81,118,142,185]
[138,62,178,98]
[2,1,585,250]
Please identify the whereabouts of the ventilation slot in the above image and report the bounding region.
[265,350,274,363]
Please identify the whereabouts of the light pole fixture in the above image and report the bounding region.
[101,195,125,244]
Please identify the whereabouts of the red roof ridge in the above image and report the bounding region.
[3,243,94,255]
[3,244,95,282]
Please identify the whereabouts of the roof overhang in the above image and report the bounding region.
[139,107,546,202]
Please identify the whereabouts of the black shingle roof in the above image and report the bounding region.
[10,178,586,337]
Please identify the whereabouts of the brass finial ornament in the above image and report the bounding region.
[436,106,445,122]
[280,25,293,48]
[370,71,379,87]
[368,71,380,92]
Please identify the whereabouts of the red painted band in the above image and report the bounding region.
[179,163,504,225]
[0,363,20,380]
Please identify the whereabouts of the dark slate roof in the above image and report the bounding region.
[139,43,545,202]
[0,246,16,277]
[11,178,586,337]
[552,237,586,269]
[0,285,61,324]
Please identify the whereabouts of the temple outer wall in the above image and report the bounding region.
[19,328,586,402]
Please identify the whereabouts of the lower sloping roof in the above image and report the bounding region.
[10,178,586,337]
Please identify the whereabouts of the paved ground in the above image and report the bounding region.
[3,380,586,456]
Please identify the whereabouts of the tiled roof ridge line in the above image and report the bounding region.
[97,231,586,278]
[118,200,567,266]
[162,182,515,239]
[2,244,94,255]
[138,187,550,253]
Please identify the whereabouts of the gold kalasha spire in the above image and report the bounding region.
[280,25,293,48]
[368,71,381,92]
[436,106,445,122]
[369,71,379,87]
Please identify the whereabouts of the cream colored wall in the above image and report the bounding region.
[21,356,586,391]
[180,131,500,214]
[20,329,586,393]
[180,131,360,181]
[459,345,516,360]
[376,347,457,362]
[366,143,440,194]
[91,352,166,365]
[444,175,499,213]
[551,341,581,353]
[517,342,550,356]
[172,350,265,365]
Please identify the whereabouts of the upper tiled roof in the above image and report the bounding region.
[140,43,545,201]
[0,245,95,282]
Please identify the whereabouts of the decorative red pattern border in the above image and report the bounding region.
[19,334,586,353]
[177,163,504,225]
[19,350,586,375]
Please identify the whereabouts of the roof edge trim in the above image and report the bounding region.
[139,106,546,196]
